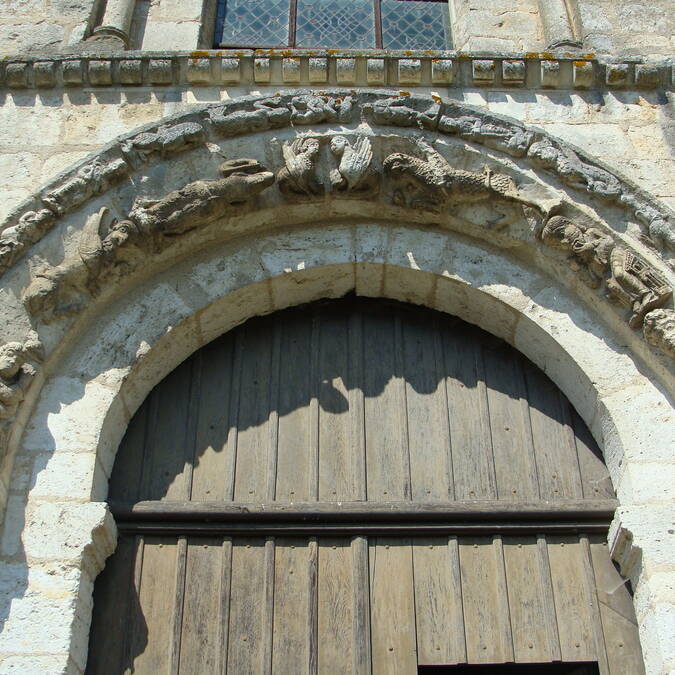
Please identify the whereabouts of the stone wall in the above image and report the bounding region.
[0,0,673,56]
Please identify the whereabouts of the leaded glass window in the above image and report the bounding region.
[215,0,451,49]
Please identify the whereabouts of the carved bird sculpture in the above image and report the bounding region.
[330,135,374,193]
[278,137,323,197]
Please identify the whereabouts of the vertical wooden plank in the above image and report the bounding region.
[364,312,408,500]
[402,315,452,502]
[524,363,584,500]
[169,537,187,675]
[318,309,353,501]
[190,336,235,501]
[224,332,243,501]
[131,537,178,673]
[369,538,417,674]
[547,535,597,662]
[178,538,223,674]
[307,538,319,675]
[181,356,202,501]
[412,536,466,665]
[318,538,354,674]
[537,534,563,662]
[219,538,233,675]
[503,536,555,662]
[483,344,539,500]
[571,407,615,500]
[86,536,136,675]
[351,536,372,675]
[459,536,514,663]
[227,538,267,674]
[262,537,275,675]
[348,311,367,502]
[308,314,320,501]
[266,323,282,501]
[275,313,312,501]
[273,539,310,673]
[394,314,413,501]
[142,361,194,501]
[233,323,274,502]
[123,535,145,675]
[108,404,148,504]
[589,536,645,675]
[580,535,611,675]
[442,326,497,500]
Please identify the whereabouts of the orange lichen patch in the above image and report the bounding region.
[431,94,442,103]
[399,90,411,97]
[281,50,294,57]
[574,60,591,67]
[326,49,340,55]
[189,51,211,59]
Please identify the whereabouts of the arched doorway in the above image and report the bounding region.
[87,297,643,674]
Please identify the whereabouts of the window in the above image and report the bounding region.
[214,0,452,49]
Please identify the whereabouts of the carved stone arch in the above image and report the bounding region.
[0,91,673,673]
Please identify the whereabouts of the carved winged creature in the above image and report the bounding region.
[277,138,323,197]
[330,135,376,194]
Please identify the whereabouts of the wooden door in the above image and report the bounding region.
[87,298,644,674]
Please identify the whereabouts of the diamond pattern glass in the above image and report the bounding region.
[381,0,451,49]
[296,0,376,48]
[218,0,291,47]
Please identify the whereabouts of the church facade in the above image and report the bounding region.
[0,1,673,673]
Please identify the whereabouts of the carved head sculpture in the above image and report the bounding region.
[330,136,348,157]
[540,215,587,252]
[103,219,143,251]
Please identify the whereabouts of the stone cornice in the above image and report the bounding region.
[0,50,672,92]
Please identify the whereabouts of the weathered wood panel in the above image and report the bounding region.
[89,533,643,674]
[110,299,612,507]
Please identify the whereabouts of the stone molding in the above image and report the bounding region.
[0,50,672,92]
[2,91,673,282]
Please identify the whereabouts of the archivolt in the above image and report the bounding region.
[0,90,674,496]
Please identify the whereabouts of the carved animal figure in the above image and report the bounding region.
[290,95,352,125]
[368,96,439,129]
[129,158,275,235]
[277,138,323,197]
[541,215,672,329]
[383,142,529,212]
[23,159,275,321]
[329,136,376,194]
[209,98,292,136]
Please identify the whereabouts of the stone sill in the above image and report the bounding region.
[0,49,672,92]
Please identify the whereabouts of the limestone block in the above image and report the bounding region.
[398,59,421,86]
[366,58,385,85]
[29,452,99,501]
[336,58,356,85]
[502,60,526,85]
[22,501,116,572]
[33,62,56,89]
[282,58,301,84]
[186,57,212,85]
[0,23,64,56]
[462,36,517,52]
[148,59,173,85]
[221,57,240,83]
[0,153,40,190]
[146,0,204,22]
[540,60,561,87]
[573,61,594,89]
[21,377,121,454]
[308,58,327,84]
[0,496,26,557]
[0,653,74,674]
[87,60,113,86]
[635,64,662,89]
[140,20,200,51]
[41,153,91,184]
[4,63,29,89]
[431,59,453,85]
[615,462,675,505]
[606,63,630,88]
[118,59,142,85]
[254,58,270,83]
[472,59,496,84]
[62,59,84,87]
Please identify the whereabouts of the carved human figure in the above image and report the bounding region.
[121,122,206,165]
[643,309,675,359]
[277,138,323,197]
[540,215,672,328]
[0,333,43,452]
[329,135,377,194]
